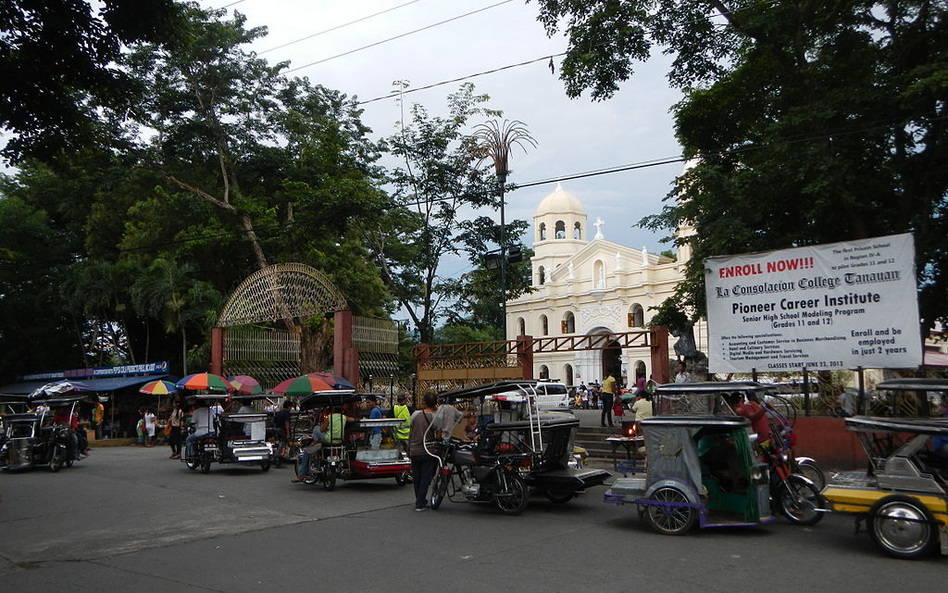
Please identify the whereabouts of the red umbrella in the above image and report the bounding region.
[176,373,232,393]
[272,375,334,397]
[228,375,262,395]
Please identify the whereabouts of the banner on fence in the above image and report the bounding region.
[705,233,922,373]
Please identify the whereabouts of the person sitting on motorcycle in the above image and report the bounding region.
[292,406,355,483]
[730,392,774,447]
[185,402,215,459]
[52,407,79,460]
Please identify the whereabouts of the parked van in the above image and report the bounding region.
[534,381,570,410]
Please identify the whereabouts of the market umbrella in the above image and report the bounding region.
[175,372,232,393]
[28,380,92,400]
[228,375,262,395]
[139,380,179,395]
[272,375,334,397]
[308,372,356,390]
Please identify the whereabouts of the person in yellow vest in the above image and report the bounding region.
[393,394,412,455]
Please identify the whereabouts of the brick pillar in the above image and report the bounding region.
[650,326,670,383]
[517,335,534,379]
[333,310,358,387]
[210,327,224,376]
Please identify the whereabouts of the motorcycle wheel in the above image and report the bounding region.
[49,447,64,473]
[322,464,337,491]
[200,455,212,474]
[868,495,937,559]
[778,475,825,526]
[493,471,528,516]
[644,486,696,535]
[395,471,409,487]
[793,459,825,491]
[65,457,74,468]
[260,459,271,472]
[429,470,449,510]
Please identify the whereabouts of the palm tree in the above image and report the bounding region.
[473,119,537,337]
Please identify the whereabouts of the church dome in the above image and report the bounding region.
[536,183,585,217]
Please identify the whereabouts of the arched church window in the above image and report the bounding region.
[573,221,582,240]
[540,315,549,336]
[555,220,566,239]
[628,304,645,327]
[518,317,526,336]
[537,266,546,286]
[539,365,550,380]
[564,364,574,387]
[561,311,575,334]
[538,223,546,241]
[594,260,605,289]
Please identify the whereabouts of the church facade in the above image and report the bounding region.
[506,183,703,388]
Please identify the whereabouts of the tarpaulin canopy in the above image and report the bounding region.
[0,375,168,395]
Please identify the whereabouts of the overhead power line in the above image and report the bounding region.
[260,0,425,55]
[284,0,515,74]
[357,53,567,105]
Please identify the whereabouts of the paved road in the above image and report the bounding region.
[1,447,943,592]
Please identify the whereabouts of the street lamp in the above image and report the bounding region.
[474,120,537,338]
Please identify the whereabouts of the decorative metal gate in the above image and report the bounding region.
[211,263,397,391]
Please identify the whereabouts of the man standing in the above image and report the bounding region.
[601,370,617,428]
[92,398,105,440]
[365,395,383,450]
[392,394,412,455]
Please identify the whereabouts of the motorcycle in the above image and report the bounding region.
[295,435,343,491]
[758,422,825,526]
[428,432,533,516]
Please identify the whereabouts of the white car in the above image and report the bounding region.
[486,381,571,411]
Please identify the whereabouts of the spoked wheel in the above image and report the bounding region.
[48,447,64,473]
[429,469,449,510]
[322,464,336,491]
[793,459,825,491]
[778,475,825,526]
[544,490,575,504]
[868,495,938,559]
[260,459,271,472]
[644,486,696,535]
[493,471,528,516]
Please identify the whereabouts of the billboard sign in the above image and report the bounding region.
[705,233,922,373]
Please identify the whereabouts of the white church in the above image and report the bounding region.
[505,183,704,388]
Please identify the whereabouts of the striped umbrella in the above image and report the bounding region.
[139,380,179,395]
[272,375,334,397]
[228,375,262,395]
[176,372,232,393]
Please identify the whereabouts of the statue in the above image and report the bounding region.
[593,217,604,240]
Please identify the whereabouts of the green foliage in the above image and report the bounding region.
[0,0,184,162]
[537,0,948,331]
[369,84,504,343]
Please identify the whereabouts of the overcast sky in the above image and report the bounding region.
[204,0,686,273]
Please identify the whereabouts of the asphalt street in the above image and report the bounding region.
[0,446,944,592]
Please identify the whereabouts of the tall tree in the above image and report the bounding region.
[534,0,948,332]
[372,84,499,343]
[0,0,184,163]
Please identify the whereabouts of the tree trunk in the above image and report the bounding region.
[299,317,332,373]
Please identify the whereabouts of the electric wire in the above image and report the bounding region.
[356,53,566,106]
[284,0,515,74]
[259,0,425,55]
